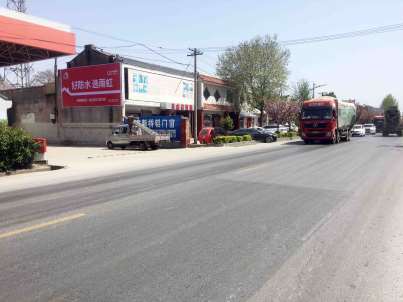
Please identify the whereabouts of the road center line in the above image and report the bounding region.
[0,213,86,240]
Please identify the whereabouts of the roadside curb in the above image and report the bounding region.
[0,164,64,177]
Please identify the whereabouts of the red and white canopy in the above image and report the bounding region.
[0,7,76,67]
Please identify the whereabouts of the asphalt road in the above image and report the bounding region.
[1,135,403,302]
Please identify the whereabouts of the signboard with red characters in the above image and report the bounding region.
[60,63,122,107]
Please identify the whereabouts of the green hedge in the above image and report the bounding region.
[213,135,252,144]
[278,131,298,139]
[0,121,38,172]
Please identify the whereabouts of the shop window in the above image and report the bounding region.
[203,87,211,100]
[214,90,221,101]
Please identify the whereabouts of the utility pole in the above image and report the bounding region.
[187,48,203,144]
[312,82,327,98]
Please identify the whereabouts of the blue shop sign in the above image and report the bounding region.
[140,115,181,141]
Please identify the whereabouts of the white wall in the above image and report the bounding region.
[0,100,11,120]
[20,122,113,146]
[201,83,233,107]
[123,64,194,108]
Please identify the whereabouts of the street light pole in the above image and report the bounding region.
[187,48,203,144]
[312,82,327,98]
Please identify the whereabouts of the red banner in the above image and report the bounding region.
[60,63,122,107]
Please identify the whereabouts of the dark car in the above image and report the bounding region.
[232,128,277,143]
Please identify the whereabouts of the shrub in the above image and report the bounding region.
[0,123,38,172]
[278,131,298,139]
[220,116,234,131]
[242,135,252,141]
[213,135,253,144]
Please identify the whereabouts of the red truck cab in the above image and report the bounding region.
[300,97,355,144]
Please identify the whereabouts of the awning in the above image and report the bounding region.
[0,8,76,67]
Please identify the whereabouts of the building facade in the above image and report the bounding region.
[5,45,239,145]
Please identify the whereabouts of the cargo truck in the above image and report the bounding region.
[382,106,402,137]
[373,115,384,133]
[106,119,170,150]
[300,97,356,144]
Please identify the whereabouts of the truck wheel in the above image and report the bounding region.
[331,133,337,144]
[107,141,114,150]
[151,143,160,150]
[121,146,126,150]
[383,131,388,137]
[397,130,402,137]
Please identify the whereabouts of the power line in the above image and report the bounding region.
[197,57,217,71]
[103,51,190,67]
[282,22,403,45]
[73,26,188,66]
[98,44,187,53]
[197,22,403,52]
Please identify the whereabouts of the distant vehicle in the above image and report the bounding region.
[383,106,402,137]
[254,126,274,134]
[286,123,298,132]
[198,127,226,144]
[232,128,277,143]
[351,124,366,136]
[373,115,384,133]
[263,124,288,133]
[299,97,356,144]
[106,120,170,150]
[364,123,376,135]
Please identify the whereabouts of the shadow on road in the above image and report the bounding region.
[282,140,305,146]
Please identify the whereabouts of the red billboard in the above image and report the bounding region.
[60,63,122,107]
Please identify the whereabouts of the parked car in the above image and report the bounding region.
[232,128,277,143]
[263,124,288,134]
[364,123,376,135]
[351,124,366,137]
[198,127,226,144]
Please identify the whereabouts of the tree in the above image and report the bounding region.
[217,35,290,126]
[356,104,371,124]
[32,69,55,86]
[5,0,34,88]
[7,0,27,12]
[265,98,299,130]
[292,79,311,103]
[220,115,234,131]
[381,94,398,110]
[265,98,287,127]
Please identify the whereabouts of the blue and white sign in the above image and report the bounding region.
[133,73,148,94]
[140,115,181,141]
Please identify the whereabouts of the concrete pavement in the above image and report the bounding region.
[1,135,403,301]
[0,139,296,194]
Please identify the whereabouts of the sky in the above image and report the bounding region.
[2,0,403,108]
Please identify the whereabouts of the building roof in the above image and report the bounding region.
[121,55,194,79]
[0,91,9,101]
[0,7,76,67]
[200,74,229,87]
[68,45,229,84]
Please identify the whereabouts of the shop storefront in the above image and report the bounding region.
[123,61,195,121]
[199,75,237,131]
